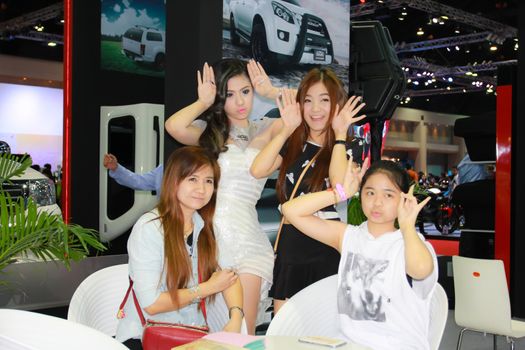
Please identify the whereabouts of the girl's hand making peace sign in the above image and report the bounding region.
[341,157,369,200]
[397,185,431,232]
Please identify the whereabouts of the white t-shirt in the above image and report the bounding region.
[337,222,438,350]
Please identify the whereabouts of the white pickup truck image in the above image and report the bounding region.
[229,0,334,68]
[121,25,166,70]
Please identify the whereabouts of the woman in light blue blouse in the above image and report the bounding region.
[116,146,243,348]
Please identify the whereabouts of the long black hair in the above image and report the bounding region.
[198,58,249,158]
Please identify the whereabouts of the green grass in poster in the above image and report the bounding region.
[101,40,164,78]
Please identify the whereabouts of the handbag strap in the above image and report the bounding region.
[273,148,322,252]
[118,275,207,327]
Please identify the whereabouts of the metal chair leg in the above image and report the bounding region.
[456,328,468,350]
[509,338,515,350]
[493,334,497,350]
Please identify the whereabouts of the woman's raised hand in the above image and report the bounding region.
[341,157,369,200]
[207,268,238,294]
[247,59,274,98]
[276,88,302,135]
[197,62,216,108]
[331,95,367,139]
[397,185,431,232]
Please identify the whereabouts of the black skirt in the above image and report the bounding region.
[270,223,340,300]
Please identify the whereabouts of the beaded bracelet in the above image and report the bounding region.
[189,284,201,304]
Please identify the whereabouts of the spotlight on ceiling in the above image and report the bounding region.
[447,77,453,82]
[454,28,460,34]
[47,42,57,47]
[455,46,460,51]
[432,17,439,24]
[416,28,424,36]
[490,44,498,51]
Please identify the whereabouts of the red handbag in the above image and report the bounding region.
[118,277,209,350]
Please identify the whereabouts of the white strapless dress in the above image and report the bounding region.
[213,143,274,324]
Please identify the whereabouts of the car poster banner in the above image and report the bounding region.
[222,0,351,237]
[101,0,166,77]
[223,0,351,118]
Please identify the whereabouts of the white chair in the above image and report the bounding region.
[267,274,447,350]
[0,309,128,350]
[428,283,448,350]
[266,274,342,338]
[68,263,248,335]
[67,263,129,336]
[453,255,525,350]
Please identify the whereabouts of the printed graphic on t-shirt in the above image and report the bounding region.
[338,252,389,322]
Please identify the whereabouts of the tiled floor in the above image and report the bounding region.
[440,310,525,349]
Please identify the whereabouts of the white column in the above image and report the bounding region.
[414,116,427,174]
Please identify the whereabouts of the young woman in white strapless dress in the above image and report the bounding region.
[165,58,283,334]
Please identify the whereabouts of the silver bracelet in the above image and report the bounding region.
[189,284,201,304]
[229,306,244,319]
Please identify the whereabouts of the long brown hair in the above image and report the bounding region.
[276,67,347,203]
[157,146,220,306]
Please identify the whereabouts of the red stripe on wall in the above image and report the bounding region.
[496,84,512,284]
[62,0,72,223]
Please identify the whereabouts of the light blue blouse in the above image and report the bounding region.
[115,209,206,342]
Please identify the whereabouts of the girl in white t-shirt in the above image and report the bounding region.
[282,159,438,350]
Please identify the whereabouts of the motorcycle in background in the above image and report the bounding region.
[416,181,464,235]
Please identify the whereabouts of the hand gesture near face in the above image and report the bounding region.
[197,62,216,108]
[397,185,431,232]
[331,95,367,139]
[276,88,302,136]
[341,157,369,200]
[247,59,274,98]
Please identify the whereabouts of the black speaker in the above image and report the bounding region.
[348,21,406,122]
[454,112,496,161]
